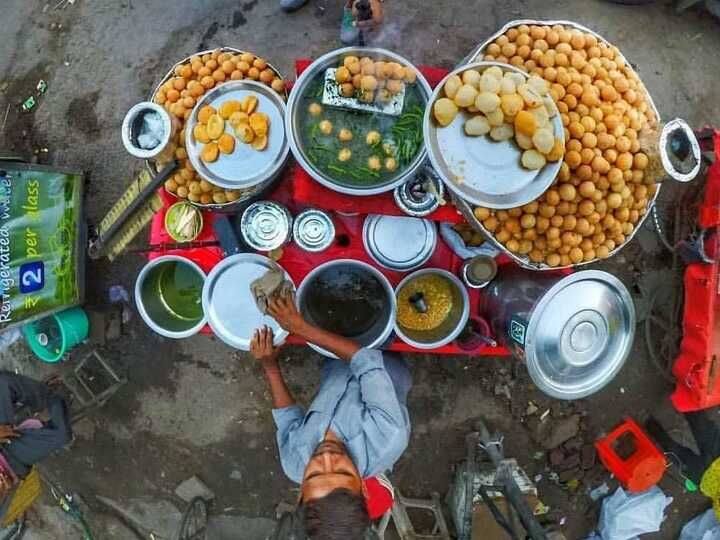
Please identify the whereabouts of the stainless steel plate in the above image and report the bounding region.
[363,215,437,272]
[424,62,563,210]
[202,254,294,351]
[186,80,289,190]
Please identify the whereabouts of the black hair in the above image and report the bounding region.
[271,489,376,540]
[303,488,371,540]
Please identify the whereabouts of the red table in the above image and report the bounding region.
[148,61,512,357]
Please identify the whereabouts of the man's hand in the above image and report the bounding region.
[250,326,281,371]
[268,293,307,336]
[0,425,19,444]
[353,0,384,30]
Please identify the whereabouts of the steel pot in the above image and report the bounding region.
[458,19,700,271]
[394,269,470,349]
[481,267,636,400]
[296,259,397,357]
[135,255,207,339]
[285,47,432,196]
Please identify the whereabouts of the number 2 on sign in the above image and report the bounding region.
[19,261,44,294]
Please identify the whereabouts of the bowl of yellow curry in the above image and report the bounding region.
[394,269,469,349]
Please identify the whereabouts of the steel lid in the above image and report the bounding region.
[293,209,335,252]
[526,270,636,400]
[363,215,437,272]
[241,201,292,252]
[202,253,294,350]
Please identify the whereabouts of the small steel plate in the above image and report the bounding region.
[187,80,289,190]
[363,215,437,272]
[424,62,564,209]
[202,253,294,351]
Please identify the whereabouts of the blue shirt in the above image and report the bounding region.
[272,349,411,484]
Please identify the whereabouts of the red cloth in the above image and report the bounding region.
[671,131,720,412]
[364,476,394,520]
[291,60,462,223]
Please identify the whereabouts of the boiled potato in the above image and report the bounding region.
[235,123,255,144]
[521,149,547,170]
[462,69,482,88]
[475,92,501,114]
[206,114,225,140]
[499,76,517,95]
[338,128,353,142]
[532,128,555,154]
[198,105,216,124]
[484,66,504,80]
[444,75,463,99]
[515,131,534,150]
[217,133,235,154]
[366,130,381,145]
[464,115,491,136]
[500,94,524,116]
[242,95,259,114]
[319,120,333,135]
[193,124,211,144]
[250,112,270,137]
[514,110,538,136]
[433,98,459,127]
[479,73,501,94]
[368,155,382,171]
[252,134,268,151]
[229,111,249,128]
[454,84,479,108]
[490,124,514,141]
[201,142,219,163]
[518,84,543,108]
[486,108,505,127]
[219,100,242,119]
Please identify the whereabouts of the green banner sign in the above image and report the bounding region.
[0,164,84,331]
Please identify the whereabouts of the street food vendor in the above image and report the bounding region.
[0,372,72,510]
[250,292,410,538]
[280,0,384,45]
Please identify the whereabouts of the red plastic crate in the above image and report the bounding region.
[671,131,720,411]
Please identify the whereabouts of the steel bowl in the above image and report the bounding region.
[458,19,662,270]
[296,259,397,357]
[286,47,432,196]
[135,255,207,339]
[147,47,287,212]
[394,269,470,349]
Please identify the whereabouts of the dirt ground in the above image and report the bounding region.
[1,0,720,538]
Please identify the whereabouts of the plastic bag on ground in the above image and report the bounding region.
[680,509,720,540]
[595,486,672,540]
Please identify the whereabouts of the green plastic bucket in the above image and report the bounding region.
[22,307,89,363]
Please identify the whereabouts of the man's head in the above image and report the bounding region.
[299,438,370,539]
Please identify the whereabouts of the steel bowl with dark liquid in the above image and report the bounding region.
[296,260,396,357]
